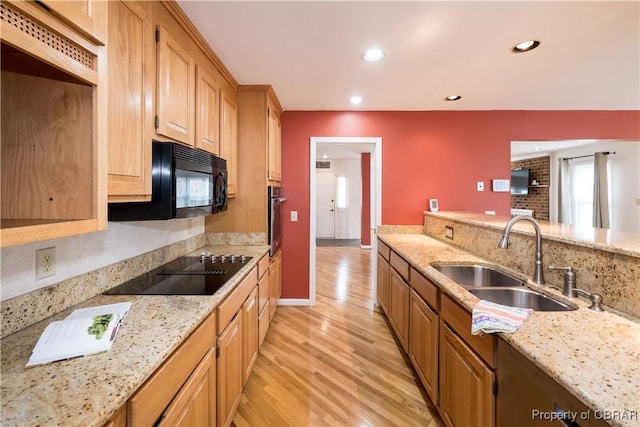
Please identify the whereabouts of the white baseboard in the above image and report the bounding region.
[277,298,314,306]
[360,244,372,250]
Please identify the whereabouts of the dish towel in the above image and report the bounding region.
[471,299,533,335]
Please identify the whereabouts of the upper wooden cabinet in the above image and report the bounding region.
[220,89,238,197]
[267,107,281,182]
[1,0,107,247]
[107,0,154,202]
[196,65,221,156]
[38,0,107,45]
[156,25,195,146]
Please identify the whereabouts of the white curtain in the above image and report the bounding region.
[592,152,610,229]
[557,158,570,223]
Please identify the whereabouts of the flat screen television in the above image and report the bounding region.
[511,168,530,195]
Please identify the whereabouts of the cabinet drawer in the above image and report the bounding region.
[378,239,390,261]
[257,253,269,279]
[217,267,258,334]
[390,251,410,282]
[441,293,495,368]
[129,312,216,426]
[410,267,439,311]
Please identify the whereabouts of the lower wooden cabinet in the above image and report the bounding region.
[242,286,259,385]
[158,348,216,427]
[217,311,243,427]
[128,312,216,426]
[388,267,410,353]
[269,252,282,321]
[409,289,439,405]
[439,320,495,427]
[376,252,389,314]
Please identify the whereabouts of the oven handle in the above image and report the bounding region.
[272,196,288,204]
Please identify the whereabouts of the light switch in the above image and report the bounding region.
[291,211,298,222]
[477,181,484,192]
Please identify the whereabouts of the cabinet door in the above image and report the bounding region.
[388,267,410,353]
[195,65,220,155]
[409,290,439,405]
[158,348,216,427]
[39,0,107,44]
[107,0,153,201]
[242,287,259,386]
[267,108,280,181]
[440,322,495,427]
[217,312,243,427]
[269,252,282,321]
[156,25,195,146]
[376,253,389,314]
[220,90,238,197]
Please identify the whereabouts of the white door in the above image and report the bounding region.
[316,172,335,238]
[334,174,348,239]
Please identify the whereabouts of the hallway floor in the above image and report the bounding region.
[232,246,443,426]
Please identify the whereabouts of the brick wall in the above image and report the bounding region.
[510,156,550,221]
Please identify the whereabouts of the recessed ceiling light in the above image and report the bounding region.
[444,95,461,101]
[362,47,385,62]
[512,40,541,53]
[350,95,363,105]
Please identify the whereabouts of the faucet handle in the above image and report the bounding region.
[548,266,576,297]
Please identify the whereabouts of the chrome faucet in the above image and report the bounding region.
[498,215,545,284]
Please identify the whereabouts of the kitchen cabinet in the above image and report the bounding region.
[157,348,216,427]
[195,65,221,155]
[206,85,282,236]
[269,251,282,321]
[107,0,154,202]
[216,265,259,427]
[156,25,195,146]
[257,254,271,347]
[388,252,410,353]
[409,287,439,405]
[376,239,390,314]
[267,107,281,182]
[497,338,608,427]
[38,0,107,44]
[1,0,107,247]
[242,286,259,385]
[103,405,126,427]
[217,311,243,427]
[439,293,495,427]
[220,88,238,197]
[128,311,216,426]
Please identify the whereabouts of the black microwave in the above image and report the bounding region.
[108,141,227,221]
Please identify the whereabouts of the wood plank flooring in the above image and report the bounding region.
[233,247,443,427]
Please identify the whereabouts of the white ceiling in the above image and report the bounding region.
[177,1,639,111]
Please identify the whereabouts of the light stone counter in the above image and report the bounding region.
[378,233,640,427]
[0,245,269,427]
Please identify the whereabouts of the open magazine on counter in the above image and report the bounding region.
[26,301,132,367]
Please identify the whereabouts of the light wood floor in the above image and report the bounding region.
[233,247,443,427]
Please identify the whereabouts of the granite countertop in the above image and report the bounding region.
[0,245,269,427]
[379,233,640,427]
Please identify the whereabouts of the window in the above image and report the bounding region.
[568,159,612,228]
[336,175,348,209]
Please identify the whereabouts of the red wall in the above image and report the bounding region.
[279,110,640,299]
[361,153,371,246]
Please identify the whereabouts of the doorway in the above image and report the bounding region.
[309,137,382,306]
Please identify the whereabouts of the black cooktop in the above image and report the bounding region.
[105,255,253,296]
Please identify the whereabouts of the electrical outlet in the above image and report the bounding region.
[291,211,298,222]
[36,247,56,280]
[445,226,454,240]
[477,181,484,192]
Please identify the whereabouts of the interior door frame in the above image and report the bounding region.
[309,136,382,306]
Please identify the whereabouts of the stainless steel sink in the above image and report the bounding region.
[469,288,576,312]
[432,264,524,288]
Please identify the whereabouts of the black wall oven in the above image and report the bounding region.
[268,186,286,257]
[109,141,227,221]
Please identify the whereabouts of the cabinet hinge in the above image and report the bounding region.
[154,115,159,129]
[155,28,160,43]
[493,380,498,396]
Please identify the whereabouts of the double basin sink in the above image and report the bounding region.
[432,264,575,312]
